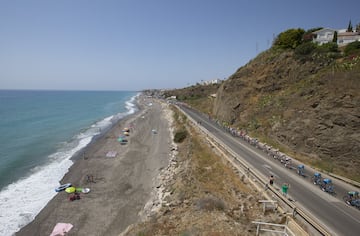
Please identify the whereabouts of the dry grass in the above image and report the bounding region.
[124,106,282,236]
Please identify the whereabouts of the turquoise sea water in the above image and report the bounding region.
[0,90,138,235]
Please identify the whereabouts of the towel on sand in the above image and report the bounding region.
[106,151,117,157]
[50,223,73,236]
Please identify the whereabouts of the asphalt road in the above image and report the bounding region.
[180,105,360,236]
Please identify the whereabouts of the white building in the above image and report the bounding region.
[312,28,360,46]
[200,79,222,85]
[337,31,360,46]
[312,28,336,45]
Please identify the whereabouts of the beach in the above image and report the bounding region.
[16,96,173,236]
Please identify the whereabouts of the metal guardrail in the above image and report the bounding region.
[177,105,332,236]
[328,172,360,188]
[252,221,294,236]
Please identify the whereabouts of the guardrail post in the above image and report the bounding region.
[256,223,260,236]
[292,207,297,218]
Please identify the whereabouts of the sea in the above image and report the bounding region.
[0,90,139,236]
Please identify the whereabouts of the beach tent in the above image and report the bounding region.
[123,131,129,136]
[65,186,76,193]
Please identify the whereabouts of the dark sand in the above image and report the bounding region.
[16,96,173,236]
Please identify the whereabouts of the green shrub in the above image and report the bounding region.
[295,42,317,55]
[344,41,360,56]
[273,28,305,49]
[316,42,339,53]
[174,130,188,143]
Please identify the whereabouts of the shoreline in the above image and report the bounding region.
[70,93,141,163]
[16,95,174,236]
[70,108,139,163]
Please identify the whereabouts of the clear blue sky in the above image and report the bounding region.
[1,0,359,91]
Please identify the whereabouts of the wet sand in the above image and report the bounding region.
[16,96,173,236]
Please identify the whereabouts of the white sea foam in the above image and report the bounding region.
[0,133,95,236]
[125,93,139,115]
[112,93,139,122]
[0,94,139,236]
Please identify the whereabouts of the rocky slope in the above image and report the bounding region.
[165,48,360,181]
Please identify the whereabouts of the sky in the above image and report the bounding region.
[0,0,359,91]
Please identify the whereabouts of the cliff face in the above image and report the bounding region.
[213,49,360,179]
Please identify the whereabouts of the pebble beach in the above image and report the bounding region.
[16,96,174,236]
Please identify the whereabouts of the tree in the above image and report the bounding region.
[333,31,338,43]
[347,20,353,32]
[273,28,306,49]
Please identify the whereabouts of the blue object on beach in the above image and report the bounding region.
[55,183,72,192]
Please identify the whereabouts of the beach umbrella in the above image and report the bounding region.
[124,131,129,136]
[65,186,76,193]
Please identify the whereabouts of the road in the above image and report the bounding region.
[180,105,360,236]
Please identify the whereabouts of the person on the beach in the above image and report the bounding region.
[69,193,80,201]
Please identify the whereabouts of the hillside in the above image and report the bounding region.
[164,45,360,181]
